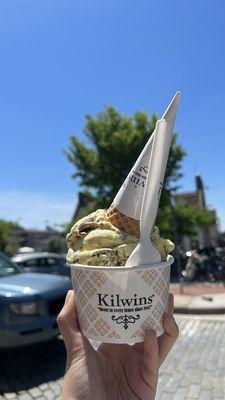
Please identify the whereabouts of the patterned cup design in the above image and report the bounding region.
[70,258,173,344]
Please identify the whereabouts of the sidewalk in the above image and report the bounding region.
[170,282,225,314]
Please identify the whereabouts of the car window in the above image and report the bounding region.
[23,259,38,267]
[46,258,60,266]
[0,257,19,277]
[23,258,47,267]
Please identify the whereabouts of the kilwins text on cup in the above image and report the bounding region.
[98,293,155,307]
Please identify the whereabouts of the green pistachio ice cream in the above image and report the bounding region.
[66,209,174,266]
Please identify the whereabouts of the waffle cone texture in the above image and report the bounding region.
[106,204,140,237]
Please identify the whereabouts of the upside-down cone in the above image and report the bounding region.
[106,92,180,236]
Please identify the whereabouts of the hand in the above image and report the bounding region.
[57,291,179,400]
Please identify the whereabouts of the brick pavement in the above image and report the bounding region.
[1,316,225,399]
[157,316,225,399]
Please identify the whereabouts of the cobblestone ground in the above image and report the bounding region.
[157,316,225,400]
[0,316,225,400]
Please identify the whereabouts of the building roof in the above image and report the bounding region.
[175,191,199,206]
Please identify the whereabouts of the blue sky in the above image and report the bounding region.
[0,0,225,230]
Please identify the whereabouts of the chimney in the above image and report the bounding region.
[195,174,206,208]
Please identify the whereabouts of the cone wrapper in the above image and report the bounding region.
[70,256,173,343]
[106,92,180,234]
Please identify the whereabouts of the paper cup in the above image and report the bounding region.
[70,256,173,343]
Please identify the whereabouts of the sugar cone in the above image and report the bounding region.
[106,203,140,236]
[106,92,180,236]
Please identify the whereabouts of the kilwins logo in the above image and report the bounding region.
[98,293,154,308]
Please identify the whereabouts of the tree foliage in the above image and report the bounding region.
[65,106,214,241]
[65,106,185,208]
[0,220,20,255]
[157,201,216,242]
[46,236,63,253]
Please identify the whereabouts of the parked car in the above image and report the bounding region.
[12,252,70,276]
[0,251,72,348]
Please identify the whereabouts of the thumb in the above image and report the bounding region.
[57,290,93,357]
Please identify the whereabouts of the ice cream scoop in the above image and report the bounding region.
[66,209,174,266]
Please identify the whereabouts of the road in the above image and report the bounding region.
[1,316,225,400]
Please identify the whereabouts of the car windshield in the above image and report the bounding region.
[0,253,21,277]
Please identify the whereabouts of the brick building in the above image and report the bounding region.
[175,174,218,249]
[13,226,66,253]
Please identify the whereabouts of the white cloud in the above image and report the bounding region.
[0,190,76,229]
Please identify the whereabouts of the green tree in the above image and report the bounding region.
[47,236,64,253]
[0,220,20,255]
[157,201,216,242]
[65,106,213,240]
[65,106,185,208]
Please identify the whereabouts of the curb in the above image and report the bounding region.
[174,294,225,315]
[174,306,225,314]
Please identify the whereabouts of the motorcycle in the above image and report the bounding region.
[181,250,207,282]
[181,247,225,283]
[211,247,225,282]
